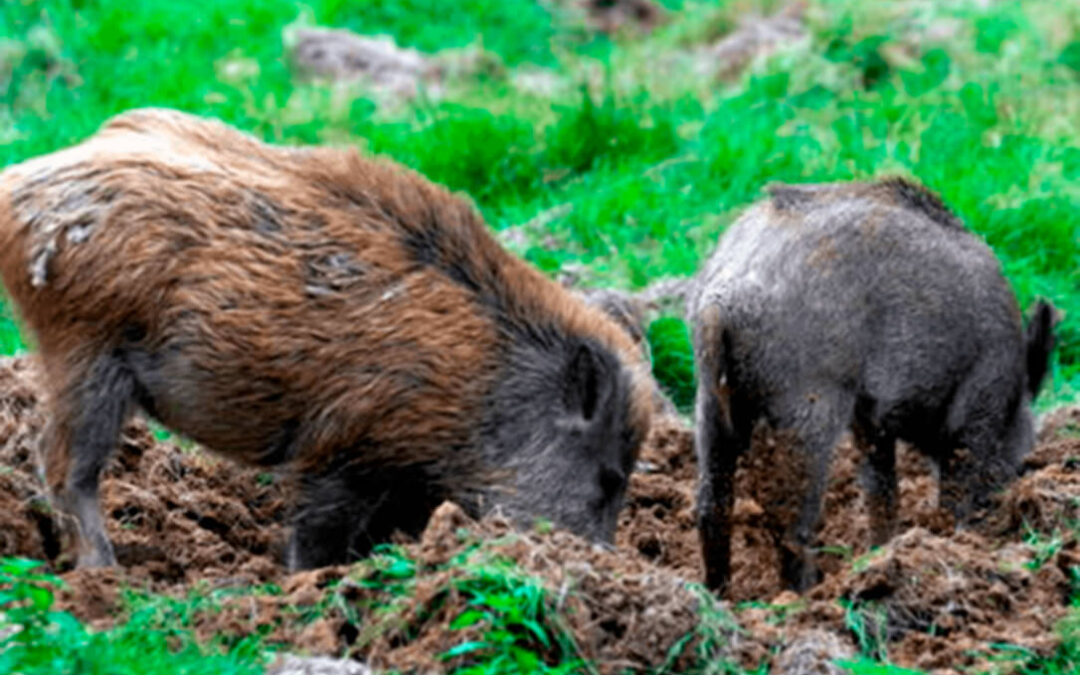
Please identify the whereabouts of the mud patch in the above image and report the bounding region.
[2,355,1079,672]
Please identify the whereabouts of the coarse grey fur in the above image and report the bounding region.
[689,178,1056,593]
[476,336,641,544]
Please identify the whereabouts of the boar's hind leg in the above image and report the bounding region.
[41,353,135,568]
[774,390,853,592]
[853,424,898,548]
[695,377,752,594]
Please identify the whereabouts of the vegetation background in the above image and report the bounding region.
[1,0,1079,673]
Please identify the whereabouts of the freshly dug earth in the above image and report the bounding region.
[1,354,1077,673]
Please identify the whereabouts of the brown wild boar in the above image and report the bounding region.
[689,178,1055,593]
[0,108,653,570]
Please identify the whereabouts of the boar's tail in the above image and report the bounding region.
[695,304,737,433]
[1025,299,1057,398]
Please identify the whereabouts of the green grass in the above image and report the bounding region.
[0,557,268,674]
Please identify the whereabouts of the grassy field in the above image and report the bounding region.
[3,0,1080,672]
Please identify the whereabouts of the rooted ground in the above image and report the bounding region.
[2,355,1078,674]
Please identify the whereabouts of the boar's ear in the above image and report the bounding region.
[563,342,611,422]
[1025,299,1057,398]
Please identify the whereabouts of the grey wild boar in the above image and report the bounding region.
[690,178,1055,593]
[0,108,653,570]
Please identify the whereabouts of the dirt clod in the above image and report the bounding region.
[698,2,809,80]
[266,655,374,675]
[549,0,665,34]
[288,27,437,103]
[774,629,855,675]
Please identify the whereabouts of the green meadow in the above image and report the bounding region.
[3,1,1080,672]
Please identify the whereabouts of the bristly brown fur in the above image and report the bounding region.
[0,109,653,550]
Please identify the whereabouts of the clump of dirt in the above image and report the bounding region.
[773,629,854,675]
[697,2,809,80]
[994,434,1080,536]
[285,27,506,107]
[360,501,712,673]
[3,354,1079,673]
[287,27,438,103]
[548,0,665,35]
[617,415,700,577]
[1039,405,1080,443]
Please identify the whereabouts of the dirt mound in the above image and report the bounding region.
[697,2,809,80]
[617,416,700,577]
[285,26,505,107]
[550,0,665,35]
[0,357,53,561]
[1039,405,1080,443]
[995,435,1080,536]
[2,354,1079,672]
[809,527,1073,672]
[288,27,436,100]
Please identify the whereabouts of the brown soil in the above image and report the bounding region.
[549,0,665,35]
[697,2,809,81]
[2,354,1077,673]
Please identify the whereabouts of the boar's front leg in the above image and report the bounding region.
[853,423,898,548]
[287,464,440,570]
[694,370,750,594]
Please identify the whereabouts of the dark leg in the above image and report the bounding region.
[694,377,748,594]
[697,441,739,593]
[934,447,969,527]
[936,441,1008,530]
[287,466,440,570]
[40,353,135,568]
[854,426,898,547]
[288,469,382,570]
[775,391,853,592]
